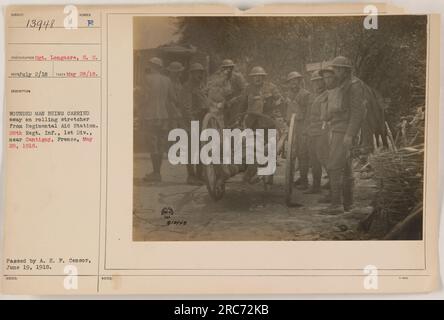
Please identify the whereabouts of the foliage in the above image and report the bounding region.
[176,16,427,119]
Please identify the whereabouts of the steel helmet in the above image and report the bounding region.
[149,57,163,68]
[221,59,235,68]
[189,63,205,72]
[310,70,323,81]
[167,61,184,72]
[286,71,303,81]
[249,66,267,76]
[319,66,335,77]
[330,56,352,68]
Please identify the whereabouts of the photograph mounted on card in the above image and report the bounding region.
[1,3,440,295]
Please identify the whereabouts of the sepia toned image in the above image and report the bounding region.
[132,15,427,242]
[1,3,441,295]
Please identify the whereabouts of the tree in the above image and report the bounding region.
[176,15,427,121]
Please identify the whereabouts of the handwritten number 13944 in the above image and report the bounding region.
[26,19,55,31]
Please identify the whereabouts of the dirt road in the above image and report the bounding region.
[133,153,375,241]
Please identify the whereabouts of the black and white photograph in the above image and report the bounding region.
[132,15,426,241]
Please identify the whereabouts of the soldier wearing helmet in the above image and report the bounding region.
[240,66,283,117]
[285,70,311,189]
[139,56,178,183]
[304,70,329,194]
[189,62,205,72]
[179,62,209,185]
[217,59,247,124]
[322,56,366,215]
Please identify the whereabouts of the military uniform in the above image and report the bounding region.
[141,72,176,155]
[140,57,180,182]
[220,71,246,102]
[286,87,311,186]
[243,82,281,114]
[305,89,329,190]
[325,76,366,210]
[180,72,208,183]
[240,81,283,129]
[180,80,208,123]
[221,71,247,124]
[168,78,183,126]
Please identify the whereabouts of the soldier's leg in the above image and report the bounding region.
[186,164,195,176]
[195,115,206,182]
[187,165,203,185]
[151,153,162,173]
[224,101,235,126]
[196,164,204,179]
[293,125,306,186]
[317,132,330,170]
[305,136,321,193]
[323,132,347,214]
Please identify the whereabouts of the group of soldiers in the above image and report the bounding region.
[136,55,366,215]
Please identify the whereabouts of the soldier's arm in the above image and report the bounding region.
[345,82,366,138]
